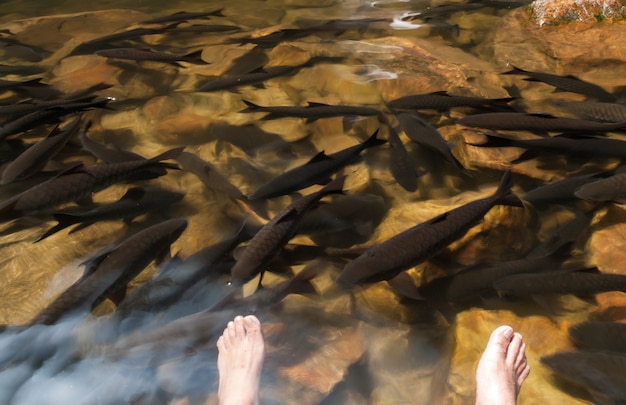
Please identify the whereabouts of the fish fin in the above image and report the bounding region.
[466,133,513,148]
[511,150,538,164]
[80,248,115,280]
[38,212,84,240]
[304,117,319,123]
[76,195,95,207]
[494,170,524,207]
[427,211,449,225]
[501,66,528,75]
[108,287,127,306]
[261,113,282,121]
[362,129,386,148]
[429,90,450,96]
[182,49,207,64]
[267,263,294,276]
[306,150,333,164]
[307,101,330,107]
[120,186,148,201]
[148,146,185,163]
[387,272,425,301]
[320,175,347,195]
[275,207,301,224]
[240,100,262,112]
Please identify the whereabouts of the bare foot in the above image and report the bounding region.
[216,315,265,405]
[475,325,530,405]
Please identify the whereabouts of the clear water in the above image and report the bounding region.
[1,1,625,404]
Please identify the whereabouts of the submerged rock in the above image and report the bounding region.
[530,0,626,26]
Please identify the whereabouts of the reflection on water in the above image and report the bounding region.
[1,0,626,404]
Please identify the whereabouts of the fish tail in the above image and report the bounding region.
[182,49,207,65]
[502,66,528,75]
[494,170,523,207]
[363,129,386,148]
[321,175,347,195]
[148,146,185,163]
[240,100,262,112]
[467,133,516,148]
[36,213,82,242]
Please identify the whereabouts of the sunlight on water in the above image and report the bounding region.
[1,0,626,404]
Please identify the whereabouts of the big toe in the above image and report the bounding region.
[486,325,514,355]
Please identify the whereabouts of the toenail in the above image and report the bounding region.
[503,326,514,339]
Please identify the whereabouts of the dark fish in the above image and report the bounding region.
[231,175,346,284]
[211,260,320,313]
[493,269,626,296]
[503,66,616,102]
[162,24,241,34]
[235,17,387,47]
[116,223,247,315]
[0,78,46,91]
[388,91,514,112]
[239,100,381,122]
[297,193,387,248]
[467,133,626,162]
[95,48,206,65]
[457,112,626,133]
[78,129,145,163]
[30,217,187,325]
[176,151,245,200]
[139,9,224,24]
[386,123,419,192]
[0,147,183,221]
[37,187,185,241]
[0,95,102,118]
[541,351,626,403]
[574,172,626,203]
[522,172,609,205]
[249,130,384,200]
[335,170,523,288]
[569,321,626,353]
[418,242,573,303]
[0,98,110,140]
[552,100,626,122]
[397,113,468,173]
[69,25,179,55]
[401,3,484,20]
[197,56,344,92]
[0,115,81,184]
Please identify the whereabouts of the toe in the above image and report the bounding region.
[234,316,246,338]
[486,325,514,355]
[505,333,523,367]
[217,335,225,352]
[518,364,531,387]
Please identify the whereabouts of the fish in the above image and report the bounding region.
[521,172,609,206]
[176,151,245,200]
[139,9,224,24]
[239,100,381,122]
[0,94,103,118]
[0,98,111,140]
[230,175,346,284]
[396,113,468,173]
[0,115,81,185]
[569,321,626,353]
[0,78,47,91]
[29,217,188,325]
[37,187,185,241]
[234,17,387,47]
[249,130,384,200]
[418,242,573,304]
[574,172,626,203]
[493,269,626,297]
[552,100,626,122]
[95,48,207,65]
[401,3,485,21]
[0,147,183,221]
[457,112,626,133]
[116,223,248,315]
[541,351,626,403]
[210,259,320,313]
[503,66,616,101]
[78,128,145,163]
[69,24,179,55]
[197,56,344,92]
[335,170,523,288]
[386,123,419,192]
[388,91,515,112]
[467,133,626,163]
[297,193,387,248]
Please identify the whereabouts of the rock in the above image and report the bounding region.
[529,0,626,26]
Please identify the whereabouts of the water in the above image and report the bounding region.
[1,0,626,404]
